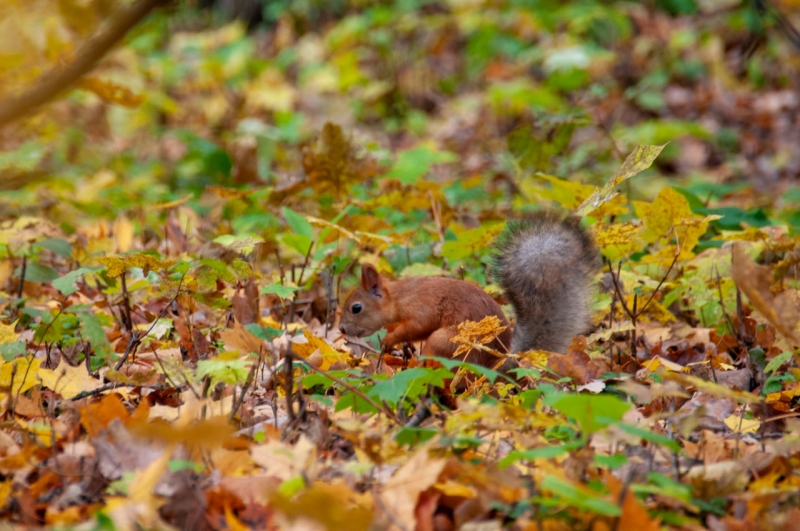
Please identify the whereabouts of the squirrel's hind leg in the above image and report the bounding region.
[422,328,459,360]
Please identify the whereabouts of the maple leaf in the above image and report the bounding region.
[38,358,104,399]
[450,315,508,358]
[0,357,42,395]
[0,321,17,344]
[379,446,446,531]
[97,253,176,278]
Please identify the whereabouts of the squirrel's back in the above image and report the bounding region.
[494,210,600,353]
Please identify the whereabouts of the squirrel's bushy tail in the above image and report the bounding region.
[494,210,600,353]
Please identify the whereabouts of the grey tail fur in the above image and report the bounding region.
[493,210,600,353]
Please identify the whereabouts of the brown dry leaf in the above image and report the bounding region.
[685,453,775,498]
[547,343,604,385]
[661,372,762,404]
[80,393,131,437]
[302,122,376,197]
[731,242,800,343]
[219,319,265,356]
[132,416,234,450]
[379,445,446,531]
[231,278,260,325]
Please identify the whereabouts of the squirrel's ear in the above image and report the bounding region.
[361,264,383,297]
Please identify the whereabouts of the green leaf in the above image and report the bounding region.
[438,358,509,384]
[331,256,352,275]
[0,341,26,362]
[764,351,793,375]
[499,442,581,468]
[18,263,59,283]
[168,460,204,473]
[441,223,505,261]
[369,367,450,404]
[196,359,250,386]
[395,426,438,447]
[78,312,111,359]
[36,238,73,258]
[544,393,631,435]
[53,267,96,296]
[386,147,456,185]
[281,233,312,256]
[593,454,628,469]
[260,283,299,299]
[336,390,379,414]
[283,207,313,240]
[540,476,621,517]
[763,373,795,395]
[245,323,284,340]
[617,423,681,452]
[213,235,264,254]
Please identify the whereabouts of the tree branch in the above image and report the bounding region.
[0,0,166,128]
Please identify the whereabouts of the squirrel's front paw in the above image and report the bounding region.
[401,342,416,361]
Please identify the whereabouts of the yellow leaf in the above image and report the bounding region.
[152,194,193,210]
[14,418,54,446]
[245,67,295,112]
[530,174,595,210]
[114,216,134,253]
[450,315,508,358]
[129,448,172,503]
[38,358,104,399]
[635,187,712,263]
[97,253,176,278]
[640,355,688,373]
[292,330,348,371]
[434,480,477,498]
[594,221,646,260]
[77,77,145,108]
[723,414,760,434]
[0,480,11,508]
[0,321,17,344]
[576,145,666,217]
[271,480,373,531]
[0,357,41,395]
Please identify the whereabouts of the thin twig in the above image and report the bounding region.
[114,272,186,371]
[16,255,27,299]
[120,272,133,331]
[0,0,167,127]
[228,352,262,421]
[70,383,169,401]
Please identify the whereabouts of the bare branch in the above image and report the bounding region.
[0,0,166,127]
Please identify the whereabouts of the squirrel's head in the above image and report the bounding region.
[339,264,391,338]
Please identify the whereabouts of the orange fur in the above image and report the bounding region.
[339,265,512,368]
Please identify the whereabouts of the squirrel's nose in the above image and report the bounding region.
[338,324,347,335]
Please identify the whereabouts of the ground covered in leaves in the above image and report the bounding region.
[2,0,800,529]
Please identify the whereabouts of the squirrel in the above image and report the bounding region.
[338,210,600,370]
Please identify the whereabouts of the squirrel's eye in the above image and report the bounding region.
[352,303,362,314]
